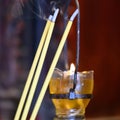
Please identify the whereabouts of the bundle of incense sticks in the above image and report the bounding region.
[14,8,79,120]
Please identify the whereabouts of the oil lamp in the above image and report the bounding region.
[49,64,94,119]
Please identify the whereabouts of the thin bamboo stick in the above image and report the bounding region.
[14,15,52,120]
[21,9,59,120]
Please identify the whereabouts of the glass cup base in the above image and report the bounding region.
[55,108,85,119]
[54,115,85,120]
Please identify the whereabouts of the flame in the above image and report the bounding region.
[70,63,75,72]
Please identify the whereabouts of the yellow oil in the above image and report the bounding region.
[49,77,94,117]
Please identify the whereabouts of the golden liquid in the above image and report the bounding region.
[49,77,94,117]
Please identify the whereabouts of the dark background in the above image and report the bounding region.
[68,0,120,118]
[0,0,120,119]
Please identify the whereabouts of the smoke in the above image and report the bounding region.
[11,0,71,20]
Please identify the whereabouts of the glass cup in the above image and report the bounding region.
[49,68,94,119]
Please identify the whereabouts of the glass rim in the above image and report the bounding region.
[80,70,94,74]
[54,68,94,74]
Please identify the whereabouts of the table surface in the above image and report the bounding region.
[87,116,120,120]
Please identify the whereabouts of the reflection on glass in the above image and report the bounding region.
[49,68,94,120]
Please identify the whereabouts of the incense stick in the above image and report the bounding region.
[30,9,79,120]
[14,15,52,120]
[20,9,59,120]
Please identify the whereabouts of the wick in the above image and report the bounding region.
[73,0,80,90]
